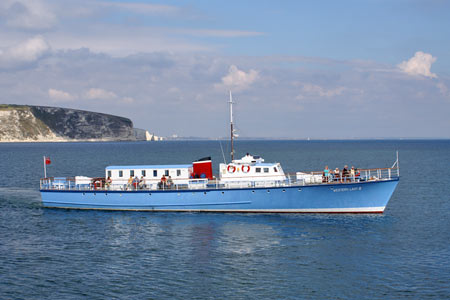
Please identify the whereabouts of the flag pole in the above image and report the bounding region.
[43,156,47,178]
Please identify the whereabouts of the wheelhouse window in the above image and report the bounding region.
[165,170,169,176]
[177,170,181,176]
[255,168,261,173]
[141,170,146,177]
[153,170,158,177]
[274,167,278,172]
[107,170,111,177]
[264,168,269,173]
[119,170,123,177]
[130,170,135,177]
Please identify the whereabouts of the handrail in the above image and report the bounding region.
[40,166,399,192]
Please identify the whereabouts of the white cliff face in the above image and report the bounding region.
[0,108,62,142]
[0,105,136,142]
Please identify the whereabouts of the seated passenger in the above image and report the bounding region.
[158,175,167,189]
[167,176,173,189]
[132,176,139,189]
[139,176,146,189]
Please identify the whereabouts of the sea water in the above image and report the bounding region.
[0,140,449,299]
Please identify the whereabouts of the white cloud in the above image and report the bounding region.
[48,88,76,101]
[296,83,346,99]
[1,0,56,30]
[436,82,450,98]
[398,51,437,78]
[217,65,259,91]
[98,1,180,15]
[85,88,117,100]
[0,35,50,69]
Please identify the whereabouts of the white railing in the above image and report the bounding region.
[40,166,399,192]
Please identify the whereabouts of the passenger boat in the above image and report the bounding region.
[39,93,399,213]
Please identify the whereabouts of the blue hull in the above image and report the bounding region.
[40,179,399,213]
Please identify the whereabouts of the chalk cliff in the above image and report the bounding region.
[0,105,135,142]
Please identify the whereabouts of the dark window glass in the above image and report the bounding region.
[130,170,134,177]
[256,168,261,173]
[119,170,123,177]
[153,170,157,177]
[177,170,181,176]
[264,168,269,173]
[108,170,111,177]
[165,170,169,176]
[142,170,146,177]
[274,167,278,172]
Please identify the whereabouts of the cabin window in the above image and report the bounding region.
[130,170,135,177]
[119,170,123,177]
[177,170,181,176]
[264,168,269,173]
[274,167,278,172]
[256,168,261,173]
[165,170,169,176]
[153,170,158,177]
[107,170,111,177]
[142,170,146,177]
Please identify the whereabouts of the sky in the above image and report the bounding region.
[0,0,449,139]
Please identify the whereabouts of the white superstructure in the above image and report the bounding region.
[219,154,286,184]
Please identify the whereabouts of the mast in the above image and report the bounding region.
[229,91,234,161]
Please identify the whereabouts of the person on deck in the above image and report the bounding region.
[132,176,139,189]
[139,176,146,189]
[106,176,112,189]
[334,168,340,182]
[342,165,349,182]
[323,166,330,183]
[167,176,173,189]
[159,175,167,189]
[127,176,133,190]
[350,166,355,181]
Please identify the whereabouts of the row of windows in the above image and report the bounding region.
[108,169,183,178]
[255,167,278,173]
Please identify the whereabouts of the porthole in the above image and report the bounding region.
[221,192,224,194]
[82,192,85,195]
[298,188,302,192]
[204,192,207,195]
[267,190,270,193]
[282,189,286,192]
[252,190,255,193]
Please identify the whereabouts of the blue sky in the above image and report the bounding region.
[0,0,449,138]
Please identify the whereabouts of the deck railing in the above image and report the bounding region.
[40,166,399,192]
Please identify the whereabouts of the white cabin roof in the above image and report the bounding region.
[232,154,265,164]
[106,164,191,170]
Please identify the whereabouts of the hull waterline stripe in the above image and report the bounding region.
[41,205,385,213]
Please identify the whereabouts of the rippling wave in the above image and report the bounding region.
[0,140,449,299]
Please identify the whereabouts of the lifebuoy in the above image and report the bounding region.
[227,165,236,173]
[242,165,250,173]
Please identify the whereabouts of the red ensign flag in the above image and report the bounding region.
[45,157,51,165]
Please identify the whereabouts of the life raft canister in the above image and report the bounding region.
[227,165,236,173]
[242,165,251,173]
